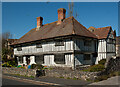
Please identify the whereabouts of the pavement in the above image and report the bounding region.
[89,76,120,86]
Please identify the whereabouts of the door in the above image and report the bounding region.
[44,55,54,65]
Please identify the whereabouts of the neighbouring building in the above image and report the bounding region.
[88,26,116,64]
[116,36,120,56]
[10,8,116,69]
[5,39,18,49]
[4,39,18,59]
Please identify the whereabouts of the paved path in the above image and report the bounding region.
[89,76,120,86]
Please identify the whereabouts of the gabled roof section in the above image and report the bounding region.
[88,26,112,39]
[12,17,97,45]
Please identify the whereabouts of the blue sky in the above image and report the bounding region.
[2,2,118,39]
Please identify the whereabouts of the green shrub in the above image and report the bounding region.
[73,77,78,80]
[109,71,118,77]
[82,64,105,72]
[36,64,44,70]
[118,72,120,76]
[31,64,37,69]
[89,64,105,72]
[98,59,106,65]
[67,77,70,79]
[60,76,64,78]
[2,59,17,67]
[95,75,108,81]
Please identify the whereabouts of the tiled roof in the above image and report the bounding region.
[11,17,97,45]
[88,26,111,39]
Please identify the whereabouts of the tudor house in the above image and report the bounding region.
[11,8,98,69]
[11,8,116,69]
[88,26,116,64]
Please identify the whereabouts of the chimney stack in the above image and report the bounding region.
[36,16,43,29]
[57,8,66,24]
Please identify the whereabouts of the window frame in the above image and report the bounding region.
[17,47,22,51]
[55,40,64,46]
[36,43,42,48]
[35,55,44,64]
[54,54,65,64]
[84,54,91,60]
[19,56,23,63]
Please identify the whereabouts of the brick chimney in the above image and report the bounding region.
[36,16,43,29]
[57,8,66,24]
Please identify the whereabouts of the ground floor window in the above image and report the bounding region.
[54,54,65,64]
[35,55,44,64]
[84,54,91,60]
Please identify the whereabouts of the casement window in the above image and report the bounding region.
[84,54,91,60]
[54,54,65,64]
[35,55,44,64]
[84,40,91,46]
[55,40,64,46]
[19,56,23,63]
[36,43,42,48]
[17,47,22,51]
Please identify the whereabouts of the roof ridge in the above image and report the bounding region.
[96,26,111,29]
[43,16,74,26]
[73,18,97,38]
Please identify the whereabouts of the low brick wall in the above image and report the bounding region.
[45,69,99,81]
[2,67,36,77]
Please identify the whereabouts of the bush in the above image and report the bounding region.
[89,64,105,72]
[31,64,37,69]
[82,64,105,72]
[35,64,44,70]
[98,59,106,65]
[2,60,17,67]
[95,75,108,82]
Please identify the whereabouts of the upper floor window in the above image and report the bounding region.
[55,40,64,46]
[17,47,22,51]
[36,43,42,48]
[84,40,91,46]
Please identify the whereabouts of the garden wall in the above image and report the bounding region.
[2,67,99,80]
[45,68,99,81]
[2,67,36,77]
[100,57,120,75]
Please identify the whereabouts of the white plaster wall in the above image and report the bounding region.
[14,39,74,56]
[30,56,36,65]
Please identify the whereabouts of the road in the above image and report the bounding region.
[2,75,120,87]
[2,75,61,87]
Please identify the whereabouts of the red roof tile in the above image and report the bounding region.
[88,26,111,39]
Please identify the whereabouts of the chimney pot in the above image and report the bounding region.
[57,8,66,24]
